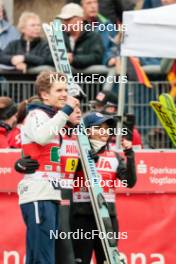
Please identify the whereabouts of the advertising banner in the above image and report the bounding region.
[0,193,176,264]
[1,150,176,193]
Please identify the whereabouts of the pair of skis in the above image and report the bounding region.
[43,21,83,97]
[150,93,176,146]
[43,20,122,264]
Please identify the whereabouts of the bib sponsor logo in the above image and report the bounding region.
[97,158,112,169]
[66,144,78,154]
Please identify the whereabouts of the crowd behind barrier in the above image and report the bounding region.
[0,68,172,148]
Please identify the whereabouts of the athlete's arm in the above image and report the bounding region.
[23,105,73,145]
[116,147,137,188]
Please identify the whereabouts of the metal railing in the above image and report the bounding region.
[0,80,35,103]
[126,82,171,148]
[0,79,173,148]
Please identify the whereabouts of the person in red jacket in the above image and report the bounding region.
[8,96,39,148]
[0,96,17,148]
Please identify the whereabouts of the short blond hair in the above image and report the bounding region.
[17,12,41,32]
[35,71,67,100]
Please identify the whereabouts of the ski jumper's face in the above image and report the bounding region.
[42,81,68,109]
[89,122,110,143]
[69,102,81,125]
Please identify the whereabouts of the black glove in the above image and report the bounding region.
[122,114,135,141]
[15,155,39,174]
[123,147,134,157]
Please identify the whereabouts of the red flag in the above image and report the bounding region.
[129,57,152,88]
[168,60,176,97]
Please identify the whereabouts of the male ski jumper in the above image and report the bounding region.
[17,71,78,264]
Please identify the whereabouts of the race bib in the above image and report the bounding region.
[65,158,78,172]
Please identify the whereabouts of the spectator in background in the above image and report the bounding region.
[7,96,42,148]
[0,0,20,51]
[81,0,118,66]
[0,96,17,148]
[140,0,162,66]
[67,0,136,23]
[90,90,118,114]
[161,0,176,4]
[142,0,161,8]
[7,98,30,148]
[57,3,104,69]
[0,12,53,73]
[142,0,176,8]
[98,0,123,24]
[98,0,136,24]
[7,101,25,149]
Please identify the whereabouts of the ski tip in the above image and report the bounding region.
[68,83,87,98]
[149,101,158,106]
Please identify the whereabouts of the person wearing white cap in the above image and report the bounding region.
[57,3,104,69]
[58,2,84,20]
